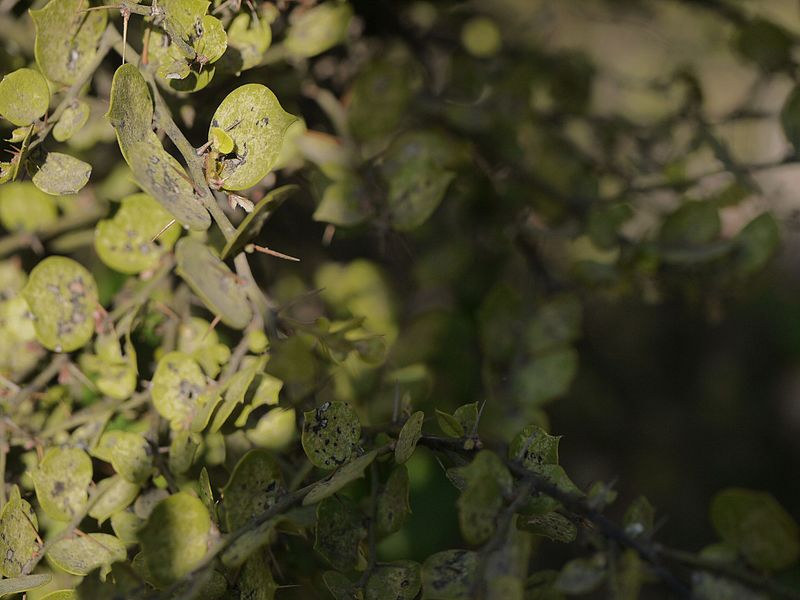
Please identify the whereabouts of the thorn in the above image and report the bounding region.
[121,6,130,65]
[322,224,335,246]
[250,245,300,262]
[151,218,176,242]
[201,314,221,341]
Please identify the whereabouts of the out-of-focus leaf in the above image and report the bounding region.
[222,449,283,531]
[46,533,126,577]
[53,99,90,142]
[314,495,367,572]
[0,574,52,596]
[0,181,58,232]
[284,2,352,58]
[421,549,478,600]
[0,487,40,577]
[221,184,298,259]
[32,447,93,521]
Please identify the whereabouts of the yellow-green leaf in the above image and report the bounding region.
[31,152,91,195]
[0,68,49,127]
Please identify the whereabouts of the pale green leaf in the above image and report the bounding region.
[150,351,208,430]
[47,533,126,577]
[0,181,58,232]
[0,574,52,597]
[32,447,93,521]
[88,475,140,524]
[0,487,40,578]
[31,152,91,195]
[284,1,352,58]
[0,68,49,126]
[53,99,90,142]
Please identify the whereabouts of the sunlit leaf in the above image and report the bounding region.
[177,317,232,377]
[31,0,107,85]
[0,487,40,578]
[47,533,126,577]
[301,401,361,470]
[209,83,297,190]
[175,237,252,329]
[94,193,181,274]
[150,351,209,430]
[32,447,92,522]
[53,99,90,142]
[96,430,153,484]
[22,256,98,352]
[139,492,212,586]
[224,12,272,71]
[284,1,352,58]
[0,181,58,232]
[0,574,52,596]
[246,406,297,450]
[0,68,49,127]
[88,475,141,524]
[31,152,91,195]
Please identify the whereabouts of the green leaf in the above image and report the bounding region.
[301,401,361,470]
[512,348,578,406]
[692,572,767,600]
[94,193,180,274]
[0,181,58,232]
[734,212,780,276]
[158,0,211,58]
[608,550,644,600]
[623,496,655,538]
[303,449,378,506]
[32,447,92,521]
[509,425,561,470]
[175,237,252,329]
[224,12,272,71]
[220,184,298,259]
[139,492,212,586]
[222,449,283,531]
[31,0,107,85]
[53,99,90,142]
[710,487,799,571]
[518,512,577,543]
[0,487,41,577]
[435,409,465,438]
[782,85,800,153]
[194,15,227,63]
[0,68,49,126]
[0,574,52,596]
[96,430,153,484]
[31,152,91,195]
[394,411,424,465]
[209,83,297,190]
[365,560,422,600]
[314,496,367,571]
[210,126,234,154]
[150,351,209,430]
[554,555,606,595]
[313,177,372,227]
[451,451,513,545]
[453,402,479,435]
[47,533,126,577]
[208,355,265,432]
[238,553,278,600]
[659,201,720,246]
[246,406,297,450]
[111,510,144,546]
[527,295,582,354]
[388,165,454,231]
[376,465,411,536]
[284,1,353,58]
[421,549,478,600]
[177,316,232,377]
[323,571,360,600]
[88,475,140,524]
[106,64,154,160]
[125,140,211,230]
[220,516,284,568]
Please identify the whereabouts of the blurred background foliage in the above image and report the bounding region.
[2,0,800,596]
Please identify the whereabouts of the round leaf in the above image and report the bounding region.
[224,12,271,71]
[222,449,283,531]
[376,465,411,536]
[509,425,561,470]
[88,475,141,524]
[96,430,153,484]
[421,550,478,600]
[47,533,126,576]
[151,351,208,430]
[31,0,107,85]
[22,256,98,352]
[0,181,58,232]
[31,152,91,195]
[365,561,422,600]
[314,496,366,572]
[301,401,361,470]
[711,488,799,571]
[53,99,90,142]
[174,237,252,329]
[210,127,234,154]
[139,492,212,587]
[0,68,49,126]
[209,83,297,190]
[0,488,41,577]
[94,193,180,274]
[32,447,93,522]
[284,2,352,58]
